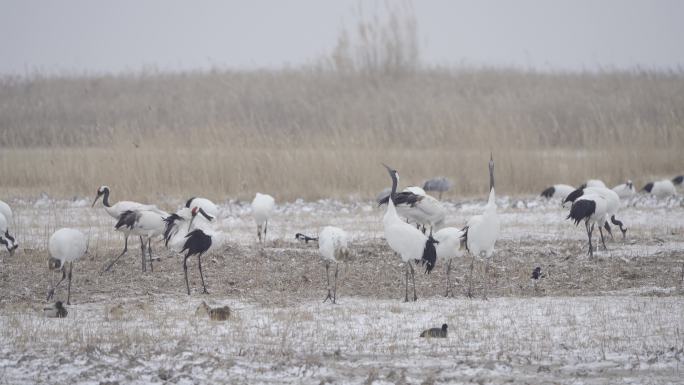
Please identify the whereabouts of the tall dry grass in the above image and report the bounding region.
[0,4,682,201]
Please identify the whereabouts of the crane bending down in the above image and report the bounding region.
[382,164,437,302]
[461,154,500,299]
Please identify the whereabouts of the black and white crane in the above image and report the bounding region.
[612,180,636,200]
[433,226,465,297]
[163,198,217,250]
[378,183,446,234]
[381,164,437,302]
[564,186,627,241]
[180,207,221,295]
[92,185,159,262]
[46,228,87,305]
[295,226,351,304]
[251,193,275,242]
[101,207,170,273]
[540,184,575,201]
[462,154,500,299]
[566,193,609,259]
[0,212,18,256]
[0,200,18,255]
[642,177,681,199]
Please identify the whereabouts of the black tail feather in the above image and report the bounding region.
[421,235,438,274]
[115,210,138,230]
[672,175,683,185]
[566,200,596,226]
[163,213,183,247]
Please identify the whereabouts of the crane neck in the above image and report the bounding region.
[102,189,111,207]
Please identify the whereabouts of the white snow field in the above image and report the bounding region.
[0,194,683,384]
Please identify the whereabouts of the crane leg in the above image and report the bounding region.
[47,268,67,301]
[101,235,129,274]
[66,262,73,305]
[482,258,490,301]
[409,261,417,302]
[466,253,475,298]
[323,262,333,303]
[333,263,339,304]
[585,221,593,259]
[148,238,154,272]
[257,225,262,243]
[404,263,409,302]
[140,236,146,272]
[445,259,452,297]
[264,220,268,242]
[598,227,608,251]
[197,253,209,294]
[183,254,191,295]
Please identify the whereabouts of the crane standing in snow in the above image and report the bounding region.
[462,154,500,299]
[381,164,437,302]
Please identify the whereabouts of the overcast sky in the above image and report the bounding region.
[1,0,682,75]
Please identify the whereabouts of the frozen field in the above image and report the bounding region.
[1,194,683,384]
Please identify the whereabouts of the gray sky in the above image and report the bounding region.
[1,0,682,75]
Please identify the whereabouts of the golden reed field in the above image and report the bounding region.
[1,68,683,201]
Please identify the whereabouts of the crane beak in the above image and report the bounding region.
[91,193,102,207]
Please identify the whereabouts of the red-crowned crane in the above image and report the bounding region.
[46,228,87,305]
[251,193,275,242]
[567,193,609,259]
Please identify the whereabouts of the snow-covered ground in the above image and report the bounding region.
[0,194,683,384]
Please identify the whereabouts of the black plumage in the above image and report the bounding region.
[460,225,469,253]
[563,188,585,205]
[114,210,139,230]
[181,229,212,295]
[531,267,543,280]
[185,197,197,208]
[540,186,555,198]
[377,191,423,207]
[672,175,684,185]
[420,324,448,338]
[567,199,596,226]
[420,235,438,274]
[642,182,654,193]
[295,233,318,244]
[163,213,183,246]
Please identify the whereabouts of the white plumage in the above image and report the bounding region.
[251,193,275,242]
[0,200,13,223]
[403,186,427,196]
[612,180,635,200]
[318,226,350,304]
[47,228,87,304]
[463,155,500,299]
[378,183,446,233]
[382,164,436,302]
[184,197,219,219]
[642,179,676,199]
[567,193,609,258]
[0,212,18,255]
[164,198,217,251]
[433,226,465,297]
[565,186,627,241]
[583,179,607,189]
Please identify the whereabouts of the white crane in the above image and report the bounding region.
[296,226,351,304]
[102,207,169,273]
[462,154,500,300]
[92,185,158,261]
[0,212,18,255]
[180,207,222,295]
[564,186,627,241]
[163,197,217,249]
[382,164,437,302]
[641,178,679,199]
[566,193,609,258]
[612,180,636,200]
[580,179,607,189]
[378,184,446,233]
[433,226,465,297]
[540,184,576,201]
[46,228,87,305]
[0,200,13,223]
[251,193,275,242]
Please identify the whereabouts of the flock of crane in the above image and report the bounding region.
[0,156,682,308]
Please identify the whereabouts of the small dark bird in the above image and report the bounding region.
[420,323,448,338]
[44,301,68,318]
[531,267,543,280]
[295,233,318,244]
